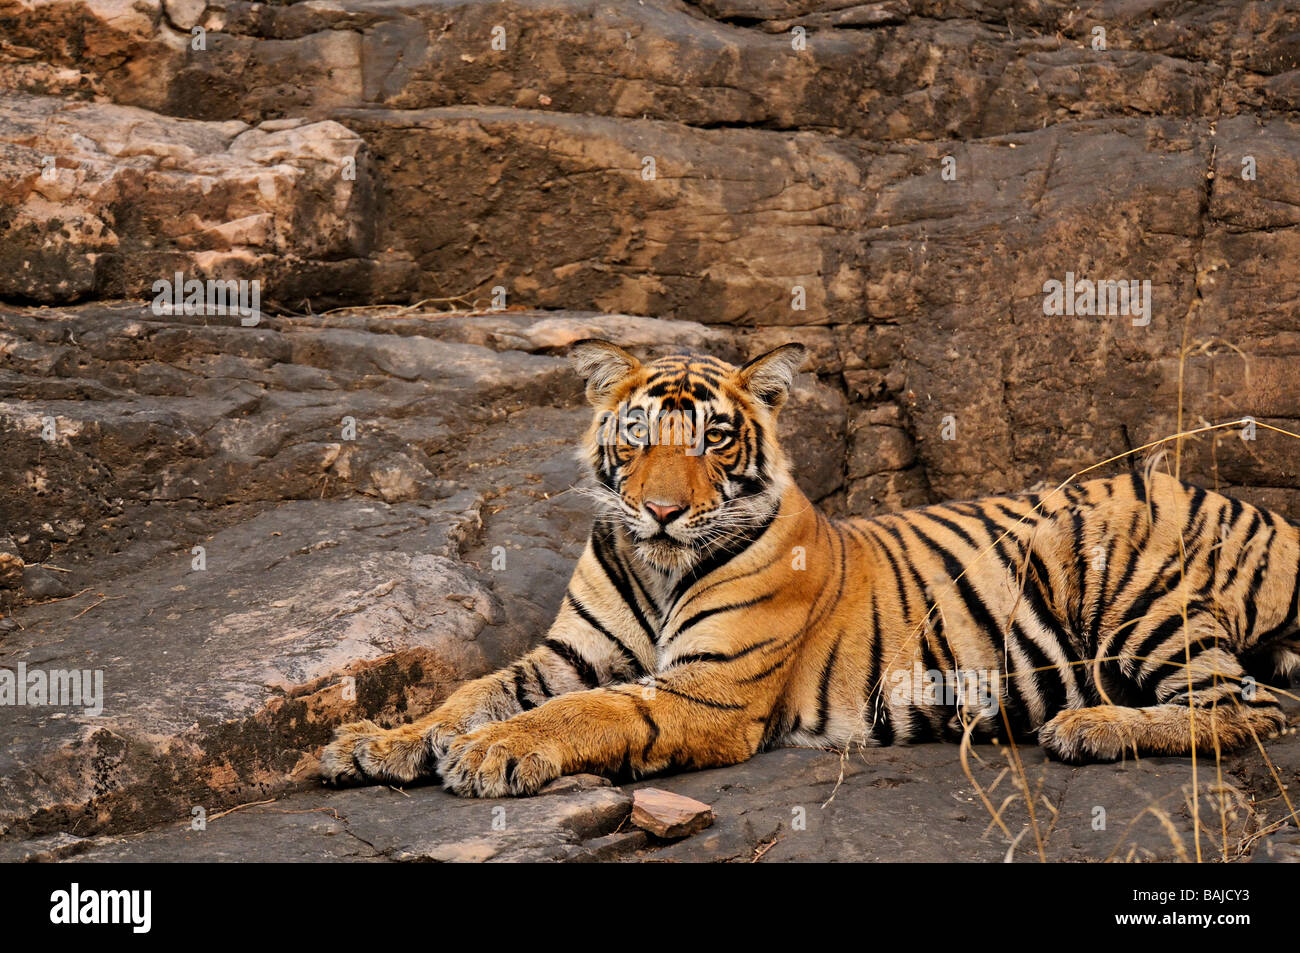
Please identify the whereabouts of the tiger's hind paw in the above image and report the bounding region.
[1038,708,1131,765]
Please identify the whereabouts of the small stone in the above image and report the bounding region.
[538,773,613,796]
[630,788,714,839]
[21,566,72,600]
[163,0,207,30]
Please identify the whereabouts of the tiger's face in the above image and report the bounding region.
[570,340,807,572]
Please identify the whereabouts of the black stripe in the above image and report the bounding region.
[674,549,779,617]
[1008,619,1065,723]
[750,417,768,481]
[1222,512,1262,593]
[1241,526,1276,641]
[758,700,788,750]
[928,602,954,674]
[920,638,940,679]
[566,592,647,678]
[1130,470,1146,505]
[812,632,844,735]
[592,524,658,642]
[727,474,767,499]
[1113,547,1184,636]
[665,592,776,647]
[668,638,775,668]
[1088,533,1118,642]
[1254,544,1300,645]
[1103,539,1143,621]
[531,662,554,699]
[1225,494,1245,527]
[513,667,536,711]
[1181,484,1208,540]
[1067,502,1088,635]
[990,501,1034,528]
[1132,610,1210,696]
[667,508,777,613]
[917,509,981,550]
[543,637,600,688]
[1136,629,1223,704]
[863,596,894,746]
[655,683,746,711]
[739,652,794,684]
[865,522,940,665]
[1018,549,1086,705]
[1023,550,1071,644]
[860,522,913,622]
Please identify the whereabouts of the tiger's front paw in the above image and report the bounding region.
[319,719,437,787]
[437,723,563,798]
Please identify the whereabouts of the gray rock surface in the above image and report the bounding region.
[6,723,1296,863]
[1,784,635,863]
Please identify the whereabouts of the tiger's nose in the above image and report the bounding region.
[645,501,687,525]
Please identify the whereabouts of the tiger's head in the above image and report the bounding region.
[570,339,807,572]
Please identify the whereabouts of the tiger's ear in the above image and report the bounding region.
[569,339,641,405]
[737,343,807,409]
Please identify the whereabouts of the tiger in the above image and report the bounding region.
[319,340,1299,797]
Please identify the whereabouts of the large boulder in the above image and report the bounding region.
[0,93,388,304]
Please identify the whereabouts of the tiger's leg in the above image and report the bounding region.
[438,666,765,797]
[320,618,649,785]
[318,648,562,786]
[1039,612,1286,764]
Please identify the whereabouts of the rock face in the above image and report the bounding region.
[0,93,384,304]
[6,724,1298,863]
[1,1,1299,859]
[1,783,637,863]
[2,1,1298,513]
